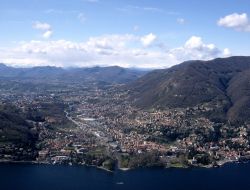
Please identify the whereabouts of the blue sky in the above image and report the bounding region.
[0,0,250,68]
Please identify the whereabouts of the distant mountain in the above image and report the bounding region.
[0,64,147,84]
[61,66,146,84]
[130,56,250,123]
[0,63,21,77]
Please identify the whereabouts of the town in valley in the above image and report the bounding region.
[1,63,250,171]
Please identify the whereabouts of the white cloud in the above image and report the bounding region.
[223,48,231,57]
[0,34,231,69]
[184,36,204,48]
[32,21,51,31]
[117,5,163,14]
[177,18,185,24]
[170,36,229,61]
[78,13,86,23]
[142,7,162,12]
[44,9,78,14]
[217,13,250,32]
[140,33,157,46]
[43,30,53,39]
[86,34,136,49]
[32,21,53,39]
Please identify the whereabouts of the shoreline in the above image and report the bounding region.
[0,159,246,172]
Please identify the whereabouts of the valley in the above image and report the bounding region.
[1,56,250,171]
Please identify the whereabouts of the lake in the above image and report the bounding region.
[0,162,250,190]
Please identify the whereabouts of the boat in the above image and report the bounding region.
[116,182,124,185]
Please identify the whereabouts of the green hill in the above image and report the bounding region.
[130,56,250,123]
[0,104,38,160]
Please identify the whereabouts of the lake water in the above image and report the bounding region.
[0,162,250,190]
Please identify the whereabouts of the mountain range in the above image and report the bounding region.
[130,56,250,123]
[0,64,147,84]
[1,56,250,124]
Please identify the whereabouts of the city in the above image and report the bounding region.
[1,75,250,171]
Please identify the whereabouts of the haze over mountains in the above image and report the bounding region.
[130,56,250,123]
[0,64,147,84]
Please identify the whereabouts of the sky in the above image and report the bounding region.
[0,0,250,68]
